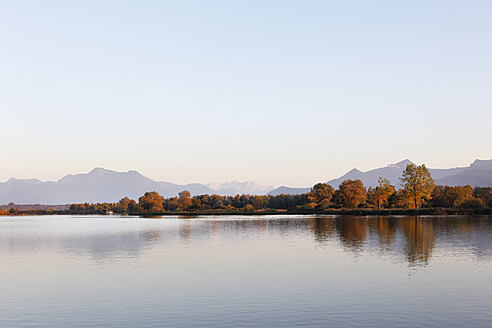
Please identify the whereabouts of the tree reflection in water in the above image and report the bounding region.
[368,216,397,249]
[308,216,492,267]
[140,228,162,242]
[86,215,491,267]
[401,216,435,265]
[336,217,368,251]
[309,216,336,242]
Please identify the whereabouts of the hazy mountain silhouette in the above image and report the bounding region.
[267,186,311,196]
[2,160,492,204]
[0,168,275,204]
[325,159,492,188]
[325,159,414,188]
[434,160,492,187]
[0,168,215,204]
[207,181,274,196]
[268,159,492,194]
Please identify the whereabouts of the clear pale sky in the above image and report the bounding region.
[1,0,491,187]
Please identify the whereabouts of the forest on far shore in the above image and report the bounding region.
[2,164,491,216]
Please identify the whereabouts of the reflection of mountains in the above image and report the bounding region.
[0,216,490,265]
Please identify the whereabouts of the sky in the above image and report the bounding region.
[1,0,491,187]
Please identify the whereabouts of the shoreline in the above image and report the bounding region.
[2,207,491,217]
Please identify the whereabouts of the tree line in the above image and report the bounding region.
[64,163,491,215]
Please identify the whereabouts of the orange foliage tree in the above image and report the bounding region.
[338,179,367,208]
[139,191,163,212]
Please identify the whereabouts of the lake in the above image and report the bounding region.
[1,215,491,327]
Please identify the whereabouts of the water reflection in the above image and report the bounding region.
[140,228,162,241]
[309,216,335,242]
[0,215,491,267]
[401,217,435,265]
[336,217,367,251]
[309,216,492,266]
[2,215,491,328]
[367,216,397,248]
[179,223,192,240]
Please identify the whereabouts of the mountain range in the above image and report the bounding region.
[0,168,272,205]
[324,159,492,189]
[1,159,491,204]
[268,159,492,195]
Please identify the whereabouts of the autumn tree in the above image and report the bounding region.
[139,191,164,213]
[178,190,193,211]
[338,179,367,208]
[190,197,201,210]
[451,185,466,207]
[210,194,225,209]
[387,189,410,208]
[367,177,395,209]
[367,187,377,208]
[308,183,335,204]
[461,198,485,209]
[252,195,267,210]
[98,203,111,213]
[243,204,255,212]
[431,185,474,208]
[400,163,435,209]
[127,199,137,213]
[474,187,492,207]
[115,197,131,213]
[267,193,307,210]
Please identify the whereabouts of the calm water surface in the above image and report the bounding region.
[0,215,491,327]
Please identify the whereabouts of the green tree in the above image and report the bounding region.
[400,163,435,209]
[338,179,367,208]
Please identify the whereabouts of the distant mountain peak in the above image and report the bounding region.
[6,178,42,185]
[207,180,274,195]
[390,159,414,168]
[470,159,492,169]
[88,167,114,175]
[346,168,362,174]
[268,186,311,196]
[326,158,492,189]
